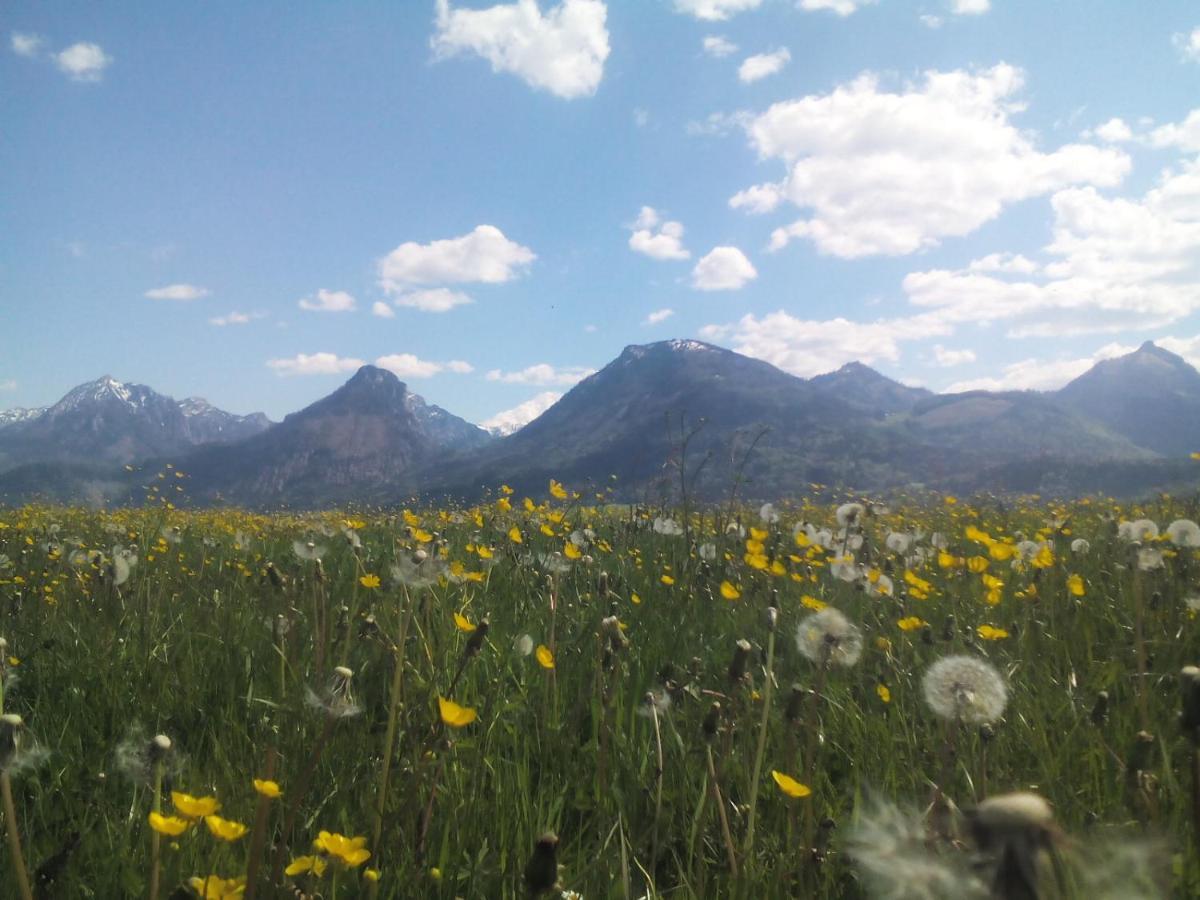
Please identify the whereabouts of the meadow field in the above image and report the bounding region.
[1,476,1199,898]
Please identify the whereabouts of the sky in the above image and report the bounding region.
[3,1,1200,432]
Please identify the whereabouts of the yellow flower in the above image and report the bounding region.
[966,556,989,573]
[508,526,523,544]
[875,636,892,653]
[412,528,434,543]
[453,612,477,633]
[496,497,512,512]
[630,592,641,605]
[989,542,1016,561]
[876,684,891,703]
[313,831,371,867]
[897,616,926,632]
[365,868,381,882]
[563,542,582,560]
[253,779,282,799]
[172,791,220,818]
[549,479,568,500]
[358,574,380,589]
[536,645,555,669]
[770,770,812,799]
[476,545,493,560]
[285,855,327,877]
[204,815,249,842]
[148,812,191,836]
[660,574,675,585]
[719,581,741,601]
[1191,451,1200,460]
[976,624,1009,640]
[1067,574,1085,597]
[188,875,246,899]
[438,696,477,728]
[800,595,827,611]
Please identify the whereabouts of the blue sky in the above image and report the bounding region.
[3,1,1199,431]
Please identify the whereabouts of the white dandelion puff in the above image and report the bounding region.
[796,608,863,668]
[1165,519,1200,548]
[653,517,683,536]
[514,634,534,657]
[885,532,913,554]
[1136,547,1165,571]
[922,655,1008,725]
[759,502,780,524]
[1070,538,1090,554]
[292,539,327,561]
[836,502,865,528]
[1118,519,1159,543]
[305,665,362,719]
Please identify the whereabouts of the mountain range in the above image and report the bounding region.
[1,339,1198,507]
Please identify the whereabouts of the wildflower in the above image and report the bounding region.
[897,616,926,632]
[1166,519,1200,547]
[358,574,380,589]
[285,855,327,877]
[453,612,477,633]
[1137,547,1165,571]
[801,595,826,610]
[188,875,246,899]
[536,645,555,669]
[252,779,281,798]
[771,770,812,798]
[652,517,683,536]
[876,684,891,703]
[549,479,568,500]
[885,532,913,553]
[365,868,381,882]
[204,815,248,842]
[147,812,191,836]
[114,731,175,786]
[1118,519,1159,543]
[1070,538,1090,554]
[313,830,371,867]
[390,549,447,589]
[514,634,534,656]
[172,791,220,819]
[976,625,1009,641]
[759,502,780,523]
[438,696,477,728]
[795,608,863,668]
[1067,574,1086,597]
[292,540,326,561]
[836,502,865,527]
[922,655,1008,724]
[719,581,740,601]
[509,526,523,544]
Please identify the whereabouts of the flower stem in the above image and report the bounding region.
[148,758,164,900]
[705,744,738,877]
[369,597,412,899]
[1,771,33,900]
[743,626,777,861]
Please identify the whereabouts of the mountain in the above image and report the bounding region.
[0,376,272,474]
[810,361,931,416]
[1054,341,1200,456]
[176,365,493,507]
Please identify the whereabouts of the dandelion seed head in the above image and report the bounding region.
[1071,538,1090,554]
[922,655,1008,724]
[514,634,534,657]
[1118,519,1159,543]
[796,608,863,668]
[836,502,865,527]
[1166,518,1200,548]
[1137,547,1164,571]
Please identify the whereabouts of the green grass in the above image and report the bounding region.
[0,488,1198,897]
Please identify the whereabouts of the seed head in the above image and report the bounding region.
[795,608,863,668]
[922,655,1008,725]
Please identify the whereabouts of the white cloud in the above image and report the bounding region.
[391,288,475,312]
[375,353,463,379]
[700,310,949,376]
[267,352,365,376]
[1173,27,1200,62]
[371,301,396,319]
[298,289,357,312]
[486,363,595,385]
[146,283,209,301]
[920,14,943,28]
[966,252,1039,275]
[932,345,976,367]
[378,225,535,290]
[445,359,475,373]
[703,35,738,58]
[1158,332,1200,369]
[644,308,675,325]
[1089,117,1133,143]
[692,246,757,291]
[209,311,266,326]
[0,379,16,392]
[1147,109,1200,153]
[481,391,561,434]
[628,207,690,261]
[737,64,1130,258]
[729,182,784,214]
[432,0,609,99]
[55,42,111,82]
[949,0,989,15]
[799,0,877,15]
[674,0,762,21]
[902,156,1200,335]
[11,33,42,57]
[738,48,790,84]
[944,343,1133,393]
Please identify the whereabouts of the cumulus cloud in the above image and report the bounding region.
[371,301,396,319]
[798,0,877,15]
[486,363,595,385]
[932,345,976,367]
[674,0,762,21]
[734,64,1129,258]
[738,48,790,84]
[628,206,690,260]
[949,0,989,14]
[481,391,561,434]
[432,0,610,99]
[1087,117,1134,143]
[1147,109,1200,153]
[146,283,209,301]
[902,156,1200,336]
[944,343,1134,393]
[390,288,475,312]
[267,352,365,376]
[644,308,675,325]
[700,311,949,376]
[298,289,357,312]
[692,246,757,291]
[729,182,784,215]
[378,225,534,290]
[1158,332,1200,369]
[209,311,266,326]
[703,35,738,57]
[11,32,42,57]
[55,42,111,81]
[375,353,472,379]
[1174,27,1200,62]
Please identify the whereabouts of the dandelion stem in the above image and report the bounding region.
[270,716,337,889]
[1133,572,1151,732]
[243,746,276,900]
[648,698,665,883]
[369,594,412,899]
[147,757,164,900]
[705,744,738,877]
[1,771,33,900]
[743,625,777,862]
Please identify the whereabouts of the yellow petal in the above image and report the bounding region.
[438,696,478,728]
[536,645,555,669]
[719,581,740,601]
[453,612,476,633]
[771,770,812,799]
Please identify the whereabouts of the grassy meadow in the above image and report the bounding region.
[1,476,1199,898]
